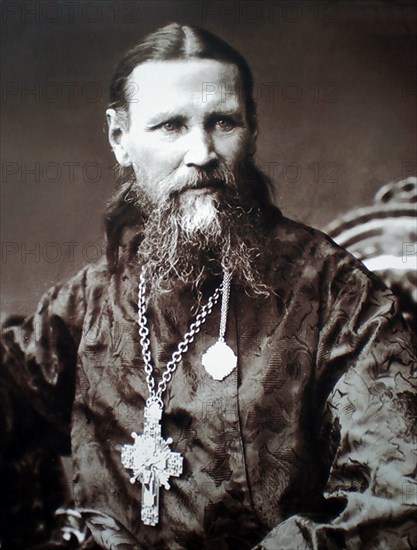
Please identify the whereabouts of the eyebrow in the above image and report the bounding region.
[145,112,185,127]
[145,108,245,127]
[206,109,245,121]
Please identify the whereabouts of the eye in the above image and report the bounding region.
[214,116,236,131]
[156,119,185,133]
[162,121,180,132]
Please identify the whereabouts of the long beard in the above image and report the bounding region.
[132,165,272,298]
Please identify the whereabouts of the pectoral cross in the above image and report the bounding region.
[121,401,183,526]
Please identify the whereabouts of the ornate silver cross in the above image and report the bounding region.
[121,401,183,526]
[121,269,227,526]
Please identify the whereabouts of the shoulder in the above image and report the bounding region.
[268,216,352,261]
[265,215,389,294]
[40,258,110,314]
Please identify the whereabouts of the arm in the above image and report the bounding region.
[256,257,417,549]
[1,267,89,547]
[1,267,88,451]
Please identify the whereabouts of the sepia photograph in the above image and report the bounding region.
[1,0,416,548]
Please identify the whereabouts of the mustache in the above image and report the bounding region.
[157,166,237,199]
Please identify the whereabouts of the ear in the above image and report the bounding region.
[106,108,132,166]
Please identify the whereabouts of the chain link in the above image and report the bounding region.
[219,271,231,341]
[137,270,229,406]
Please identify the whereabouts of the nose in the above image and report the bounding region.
[183,127,218,168]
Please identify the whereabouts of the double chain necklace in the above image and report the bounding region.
[120,269,237,526]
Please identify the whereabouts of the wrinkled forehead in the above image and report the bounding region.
[125,59,245,114]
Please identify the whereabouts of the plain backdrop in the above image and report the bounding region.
[1,0,416,318]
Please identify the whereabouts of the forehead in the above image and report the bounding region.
[126,59,244,117]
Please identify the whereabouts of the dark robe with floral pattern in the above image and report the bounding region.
[1,215,416,549]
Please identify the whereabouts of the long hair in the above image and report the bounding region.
[104,23,279,271]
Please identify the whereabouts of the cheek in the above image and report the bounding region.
[133,140,183,171]
[139,149,184,202]
[215,133,251,164]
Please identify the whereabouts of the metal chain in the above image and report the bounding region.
[137,269,229,408]
[219,270,231,342]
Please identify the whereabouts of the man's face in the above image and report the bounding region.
[107,58,267,293]
[113,59,254,210]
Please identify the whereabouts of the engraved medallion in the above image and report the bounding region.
[202,340,237,380]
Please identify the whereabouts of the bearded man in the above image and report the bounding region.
[1,23,416,549]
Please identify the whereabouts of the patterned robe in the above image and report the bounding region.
[1,215,416,549]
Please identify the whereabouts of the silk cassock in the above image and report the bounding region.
[1,216,416,549]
